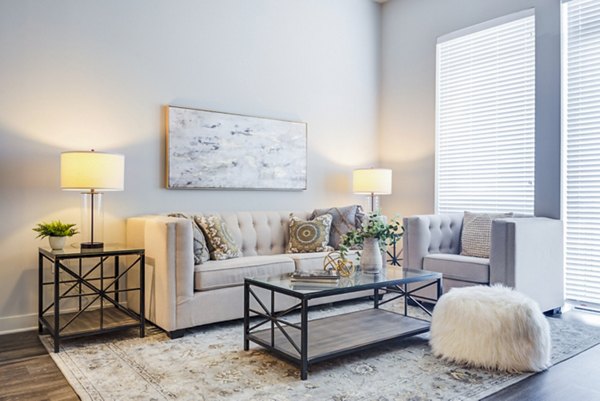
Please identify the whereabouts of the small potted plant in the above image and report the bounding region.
[340,212,403,274]
[33,220,79,250]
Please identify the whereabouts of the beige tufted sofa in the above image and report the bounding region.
[126,211,363,338]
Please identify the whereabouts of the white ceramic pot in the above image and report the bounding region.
[49,236,66,250]
[361,237,383,274]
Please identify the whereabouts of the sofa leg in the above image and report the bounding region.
[544,307,562,316]
[167,329,185,339]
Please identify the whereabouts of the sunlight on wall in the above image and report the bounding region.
[1,55,152,150]
[0,0,381,333]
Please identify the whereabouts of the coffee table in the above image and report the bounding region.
[243,266,443,380]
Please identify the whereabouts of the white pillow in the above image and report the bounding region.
[460,211,513,258]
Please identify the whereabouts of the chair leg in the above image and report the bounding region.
[543,307,562,316]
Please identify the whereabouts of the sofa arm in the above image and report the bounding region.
[490,217,564,312]
[403,213,463,269]
[129,216,195,332]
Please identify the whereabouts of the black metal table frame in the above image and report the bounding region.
[386,230,404,266]
[243,271,442,380]
[38,248,145,352]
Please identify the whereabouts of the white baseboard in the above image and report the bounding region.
[0,313,38,335]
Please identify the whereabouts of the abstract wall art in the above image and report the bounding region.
[166,106,307,190]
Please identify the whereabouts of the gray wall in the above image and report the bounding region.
[379,0,561,219]
[0,0,381,332]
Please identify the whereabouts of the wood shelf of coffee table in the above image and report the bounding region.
[248,308,430,362]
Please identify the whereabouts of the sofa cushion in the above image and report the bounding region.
[461,211,513,258]
[168,213,210,264]
[310,205,364,249]
[195,214,242,260]
[287,214,333,253]
[194,255,295,291]
[423,253,490,284]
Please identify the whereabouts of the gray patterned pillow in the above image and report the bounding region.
[310,205,364,249]
[355,205,366,230]
[194,215,242,261]
[460,211,514,258]
[168,213,210,265]
[287,214,334,253]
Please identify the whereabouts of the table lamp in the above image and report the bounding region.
[61,150,125,249]
[353,168,392,212]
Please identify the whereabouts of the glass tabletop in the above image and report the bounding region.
[246,266,442,296]
[39,244,144,259]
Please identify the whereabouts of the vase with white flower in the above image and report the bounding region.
[340,212,403,274]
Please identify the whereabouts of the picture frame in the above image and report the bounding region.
[166,105,307,190]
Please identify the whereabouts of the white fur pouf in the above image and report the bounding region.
[429,285,551,372]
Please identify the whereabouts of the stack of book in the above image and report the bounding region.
[290,271,340,289]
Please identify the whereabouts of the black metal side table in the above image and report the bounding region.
[38,245,145,352]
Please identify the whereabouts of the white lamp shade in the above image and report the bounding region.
[61,151,125,191]
[353,168,392,195]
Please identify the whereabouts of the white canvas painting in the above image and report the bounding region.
[167,106,307,190]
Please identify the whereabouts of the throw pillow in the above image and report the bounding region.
[287,214,334,253]
[310,205,364,249]
[460,211,514,258]
[168,213,210,265]
[194,214,242,261]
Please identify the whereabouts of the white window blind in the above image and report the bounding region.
[563,0,600,305]
[435,10,536,214]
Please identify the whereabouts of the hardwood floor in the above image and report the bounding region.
[483,308,600,401]
[0,308,599,401]
[483,343,600,401]
[0,331,78,401]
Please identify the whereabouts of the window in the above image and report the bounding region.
[436,10,536,214]
[563,0,600,306]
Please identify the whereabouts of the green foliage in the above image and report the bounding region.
[339,212,404,258]
[33,221,79,239]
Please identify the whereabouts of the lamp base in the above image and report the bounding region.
[80,242,104,249]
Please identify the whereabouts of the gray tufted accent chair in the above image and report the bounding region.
[402,213,564,313]
[404,213,464,264]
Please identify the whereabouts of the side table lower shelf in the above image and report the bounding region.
[41,307,141,338]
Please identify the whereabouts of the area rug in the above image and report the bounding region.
[41,300,600,401]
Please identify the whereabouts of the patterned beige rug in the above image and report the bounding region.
[41,300,600,401]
